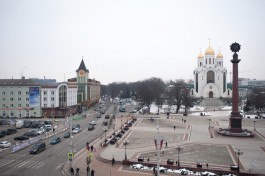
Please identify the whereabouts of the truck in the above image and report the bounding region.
[15,120,24,129]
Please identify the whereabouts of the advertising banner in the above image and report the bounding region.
[29,87,40,107]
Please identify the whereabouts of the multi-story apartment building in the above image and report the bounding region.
[0,60,101,118]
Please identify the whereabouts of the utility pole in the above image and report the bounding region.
[235,149,243,172]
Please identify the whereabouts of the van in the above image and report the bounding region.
[29,142,46,154]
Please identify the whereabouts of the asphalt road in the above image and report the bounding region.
[0,101,118,176]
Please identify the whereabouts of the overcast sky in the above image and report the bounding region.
[0,0,264,85]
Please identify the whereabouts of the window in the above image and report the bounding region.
[2,104,6,108]
[2,98,5,101]
[207,70,215,83]
[18,104,22,107]
[10,91,13,95]
[213,58,214,64]
[26,91,29,95]
[10,104,14,107]
[18,97,21,101]
[26,98,29,101]
[44,91,47,95]
[10,98,14,101]
[51,97,54,101]
[44,104,47,107]
[51,104,55,107]
[18,91,22,95]
[209,58,211,64]
[51,91,55,95]
[44,97,47,101]
[205,58,207,64]
[2,91,5,95]
[26,104,29,107]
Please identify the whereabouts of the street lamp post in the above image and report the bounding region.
[123,140,128,161]
[121,118,123,130]
[207,118,211,129]
[103,127,108,144]
[176,146,183,167]
[154,119,163,176]
[253,120,257,131]
[235,149,243,172]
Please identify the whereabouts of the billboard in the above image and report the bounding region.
[29,87,40,107]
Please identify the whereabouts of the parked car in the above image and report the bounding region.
[29,142,46,154]
[23,131,38,137]
[64,132,71,138]
[73,128,81,134]
[0,130,10,135]
[14,135,29,141]
[7,128,17,134]
[50,137,61,145]
[87,125,95,131]
[0,141,11,148]
[0,133,5,138]
[35,128,45,135]
[132,164,144,170]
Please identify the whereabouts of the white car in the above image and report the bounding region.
[132,164,144,170]
[73,128,81,134]
[0,141,11,148]
[90,121,96,125]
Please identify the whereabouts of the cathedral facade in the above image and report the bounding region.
[192,44,232,98]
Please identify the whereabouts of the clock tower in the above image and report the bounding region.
[76,59,89,103]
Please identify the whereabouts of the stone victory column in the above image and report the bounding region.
[229,42,243,133]
[218,43,252,136]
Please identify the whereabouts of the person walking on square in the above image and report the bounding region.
[86,166,90,176]
[91,169,95,176]
[165,141,168,148]
[112,157,115,166]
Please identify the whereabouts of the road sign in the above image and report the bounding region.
[68,152,74,161]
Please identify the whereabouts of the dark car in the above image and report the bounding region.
[50,137,61,145]
[23,131,38,137]
[0,132,5,138]
[29,142,46,154]
[23,120,31,128]
[87,125,95,131]
[14,135,29,141]
[72,124,80,130]
[0,130,10,135]
[63,132,70,138]
[7,128,17,134]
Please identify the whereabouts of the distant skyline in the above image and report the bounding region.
[1,0,265,85]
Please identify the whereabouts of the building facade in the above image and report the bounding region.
[192,44,232,98]
[0,78,42,118]
[0,60,101,118]
[68,59,101,111]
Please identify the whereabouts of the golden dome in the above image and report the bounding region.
[205,45,215,55]
[216,50,223,58]
[198,52,204,59]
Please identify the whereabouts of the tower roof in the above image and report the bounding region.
[216,50,223,58]
[205,44,215,55]
[198,51,204,59]
[76,59,89,72]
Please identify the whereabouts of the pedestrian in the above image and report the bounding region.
[70,167,74,175]
[147,158,150,162]
[174,126,176,130]
[165,141,168,148]
[91,169,95,176]
[112,157,115,166]
[206,163,208,168]
[182,118,183,122]
[76,168,80,176]
[153,167,155,174]
[86,165,90,175]
[91,145,94,151]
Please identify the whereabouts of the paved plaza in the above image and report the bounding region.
[63,110,265,176]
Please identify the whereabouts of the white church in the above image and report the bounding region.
[192,43,232,98]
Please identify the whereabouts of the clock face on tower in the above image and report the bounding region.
[79,70,85,76]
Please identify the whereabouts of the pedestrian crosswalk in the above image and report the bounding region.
[0,159,44,169]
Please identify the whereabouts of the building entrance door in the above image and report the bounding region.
[209,91,213,98]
